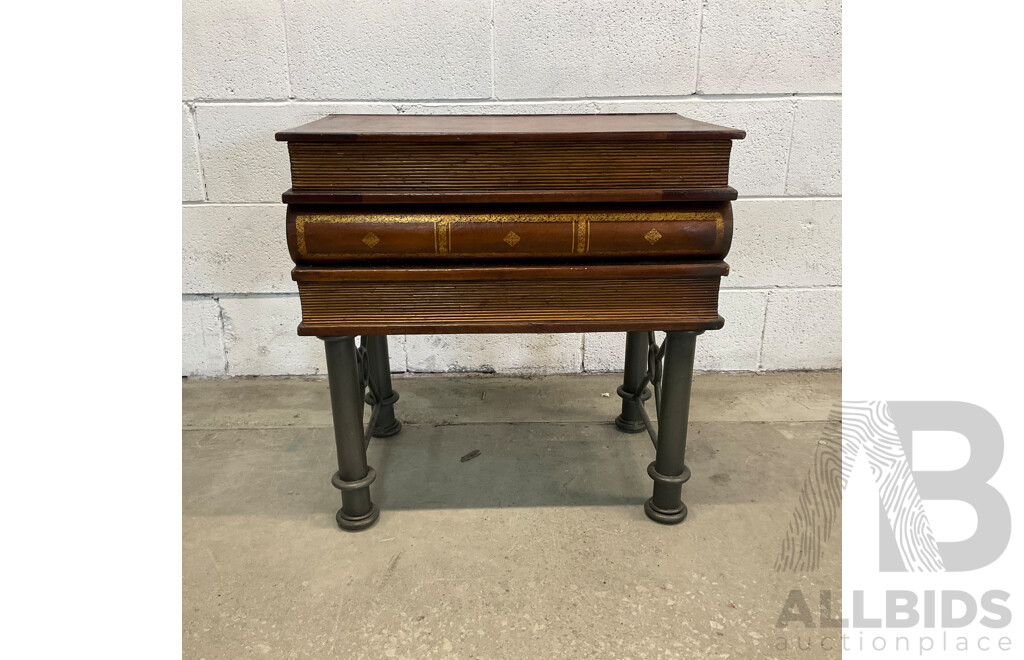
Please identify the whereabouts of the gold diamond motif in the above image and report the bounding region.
[644,228,662,245]
[503,231,521,247]
[362,232,380,248]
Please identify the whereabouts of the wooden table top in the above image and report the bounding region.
[276,113,746,143]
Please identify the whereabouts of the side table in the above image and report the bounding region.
[275,114,745,530]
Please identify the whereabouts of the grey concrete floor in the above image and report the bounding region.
[184,371,841,659]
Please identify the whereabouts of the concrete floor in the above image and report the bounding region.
[184,371,841,659]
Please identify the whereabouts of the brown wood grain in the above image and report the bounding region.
[275,113,746,142]
[276,113,743,338]
[281,187,740,204]
[287,140,732,191]
[294,265,727,335]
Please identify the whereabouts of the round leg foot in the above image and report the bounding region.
[614,415,647,433]
[644,498,688,525]
[336,504,380,531]
[614,386,652,433]
[372,418,403,438]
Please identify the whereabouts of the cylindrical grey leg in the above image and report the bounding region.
[324,336,380,531]
[615,331,652,433]
[645,331,698,525]
[364,335,402,438]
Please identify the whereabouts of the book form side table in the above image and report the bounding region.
[275,114,746,530]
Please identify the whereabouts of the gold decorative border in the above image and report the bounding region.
[576,220,588,254]
[437,220,451,254]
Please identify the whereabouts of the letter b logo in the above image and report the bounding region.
[879,402,1010,571]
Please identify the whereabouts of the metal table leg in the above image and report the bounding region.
[644,330,697,525]
[364,335,402,438]
[323,336,380,531]
[615,331,652,433]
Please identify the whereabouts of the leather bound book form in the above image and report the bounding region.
[286,202,732,263]
[276,113,745,334]
[290,262,730,335]
[275,114,745,204]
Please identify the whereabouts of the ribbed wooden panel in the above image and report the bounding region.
[288,141,731,190]
[297,277,721,333]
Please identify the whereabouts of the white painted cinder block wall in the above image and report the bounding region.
[182,0,841,377]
